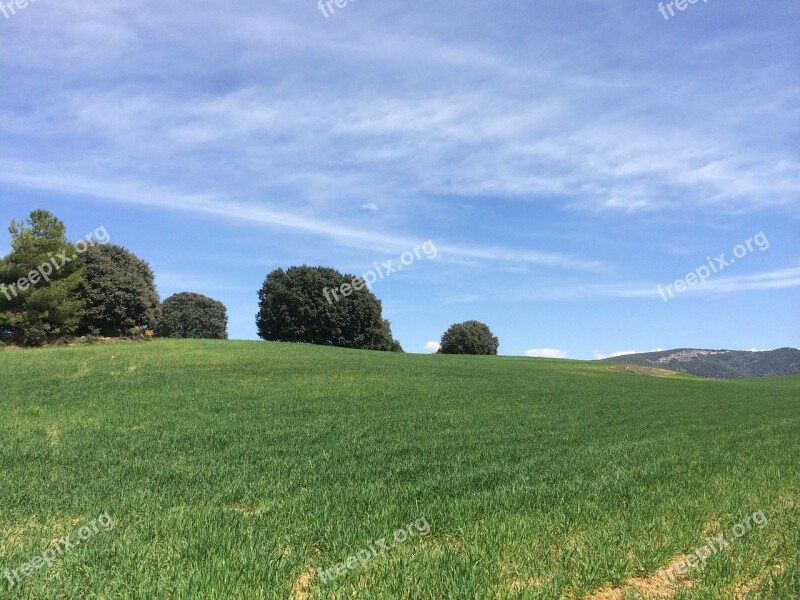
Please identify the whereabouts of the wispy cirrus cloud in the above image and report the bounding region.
[685,267,800,295]
[504,267,800,301]
[2,3,798,218]
[0,163,603,271]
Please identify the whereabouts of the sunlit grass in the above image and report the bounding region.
[1,340,798,598]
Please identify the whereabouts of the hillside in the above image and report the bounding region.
[600,347,800,379]
[1,340,798,598]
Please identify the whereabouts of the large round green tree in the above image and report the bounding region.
[156,292,228,339]
[78,244,160,336]
[439,320,499,355]
[256,265,402,351]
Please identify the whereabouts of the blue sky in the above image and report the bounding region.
[1,0,798,358]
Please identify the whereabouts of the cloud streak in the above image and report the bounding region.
[0,163,603,271]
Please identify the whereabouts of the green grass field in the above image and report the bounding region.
[1,340,798,599]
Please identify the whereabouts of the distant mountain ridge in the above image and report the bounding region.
[599,347,800,379]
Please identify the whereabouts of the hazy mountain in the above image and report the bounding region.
[599,347,800,379]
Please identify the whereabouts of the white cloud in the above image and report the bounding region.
[526,348,568,359]
[688,267,800,295]
[424,341,441,353]
[507,267,800,301]
[361,202,379,212]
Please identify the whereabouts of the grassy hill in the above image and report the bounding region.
[1,340,798,598]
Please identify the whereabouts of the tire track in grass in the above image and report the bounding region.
[734,564,785,599]
[585,555,692,599]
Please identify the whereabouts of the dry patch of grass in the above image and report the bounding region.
[290,566,315,600]
[611,365,681,378]
[47,425,60,446]
[231,505,263,517]
[585,556,692,599]
[1,526,26,551]
[734,564,785,599]
[72,364,91,377]
[49,520,65,546]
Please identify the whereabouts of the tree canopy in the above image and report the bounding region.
[156,292,228,339]
[256,265,402,351]
[439,320,499,355]
[78,244,160,337]
[1,211,412,352]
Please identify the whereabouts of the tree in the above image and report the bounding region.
[256,265,402,351]
[439,320,499,355]
[78,244,160,336]
[156,292,228,339]
[0,210,84,346]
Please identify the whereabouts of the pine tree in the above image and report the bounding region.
[0,211,84,346]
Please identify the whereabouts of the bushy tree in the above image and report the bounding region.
[78,244,160,336]
[439,320,499,355]
[0,210,84,346]
[256,265,402,351]
[156,292,228,339]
